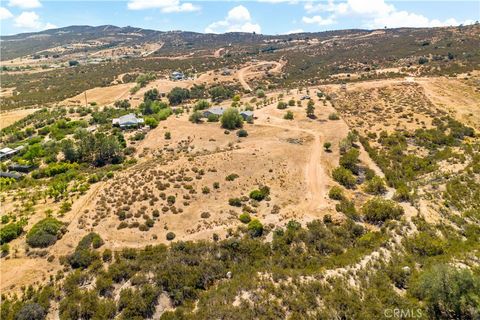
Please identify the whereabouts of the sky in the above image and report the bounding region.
[0,0,478,36]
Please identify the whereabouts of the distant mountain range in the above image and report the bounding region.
[0,24,372,61]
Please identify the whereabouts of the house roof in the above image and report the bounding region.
[0,147,15,155]
[240,111,254,117]
[0,172,22,179]
[112,113,144,126]
[204,108,225,116]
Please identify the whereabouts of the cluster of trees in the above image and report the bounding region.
[61,131,124,167]
[26,217,64,248]
[167,84,236,105]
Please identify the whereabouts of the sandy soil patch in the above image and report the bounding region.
[0,108,39,129]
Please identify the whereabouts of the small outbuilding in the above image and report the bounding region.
[239,111,254,120]
[0,172,23,180]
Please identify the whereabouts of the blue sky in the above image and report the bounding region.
[0,0,478,35]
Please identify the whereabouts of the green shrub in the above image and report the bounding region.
[362,197,404,224]
[26,218,63,248]
[394,184,412,202]
[221,108,243,130]
[239,213,251,224]
[247,219,263,237]
[328,113,340,120]
[284,111,294,120]
[407,232,446,256]
[225,173,239,181]
[328,186,344,200]
[249,186,270,201]
[166,232,176,241]
[0,221,24,244]
[228,198,242,207]
[336,198,359,220]
[189,111,203,123]
[194,100,210,111]
[207,114,219,122]
[339,148,360,174]
[364,176,387,195]
[411,264,480,319]
[237,129,248,137]
[277,101,288,109]
[332,167,356,189]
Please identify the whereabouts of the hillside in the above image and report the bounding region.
[0,23,479,320]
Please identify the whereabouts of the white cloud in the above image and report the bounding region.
[303,0,473,29]
[258,0,298,3]
[8,0,41,9]
[205,5,261,34]
[127,0,199,12]
[285,28,304,34]
[14,11,56,30]
[0,7,13,20]
[302,15,335,26]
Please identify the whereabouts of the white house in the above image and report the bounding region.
[112,113,144,129]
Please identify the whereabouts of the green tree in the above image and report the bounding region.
[221,108,243,130]
[411,264,480,319]
[362,197,404,224]
[144,88,159,102]
[189,111,203,124]
[167,87,190,105]
[306,100,315,118]
[284,111,294,120]
[194,100,211,111]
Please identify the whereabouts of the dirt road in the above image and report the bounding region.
[237,61,283,91]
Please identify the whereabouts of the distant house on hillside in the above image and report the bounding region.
[0,172,23,180]
[0,146,24,161]
[239,111,254,120]
[8,163,36,173]
[171,71,185,81]
[112,113,144,129]
[203,107,225,118]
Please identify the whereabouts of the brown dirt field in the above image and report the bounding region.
[416,76,480,130]
[1,90,354,292]
[63,83,135,106]
[0,108,39,129]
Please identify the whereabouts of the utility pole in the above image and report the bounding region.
[84,91,88,108]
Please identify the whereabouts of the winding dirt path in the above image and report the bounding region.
[237,61,283,91]
[255,114,328,212]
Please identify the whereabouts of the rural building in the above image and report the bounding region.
[221,68,232,76]
[112,113,144,129]
[0,172,23,180]
[0,146,24,161]
[8,163,36,173]
[171,71,185,81]
[240,111,254,120]
[203,107,225,118]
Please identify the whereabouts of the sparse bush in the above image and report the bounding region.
[328,113,340,120]
[247,219,263,237]
[328,186,344,200]
[166,232,176,241]
[229,198,242,207]
[239,213,251,224]
[237,129,248,137]
[364,176,387,195]
[284,111,294,120]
